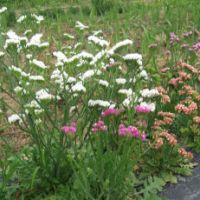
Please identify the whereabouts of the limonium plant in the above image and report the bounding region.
[0,7,196,199]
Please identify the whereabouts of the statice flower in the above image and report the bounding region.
[71,82,86,93]
[0,7,7,14]
[36,89,53,100]
[0,51,5,57]
[8,114,22,124]
[92,120,107,132]
[31,59,48,69]
[182,31,192,37]
[101,108,120,117]
[99,79,109,87]
[80,69,101,80]
[140,88,159,98]
[29,75,44,81]
[75,21,89,30]
[27,33,49,48]
[170,32,179,44]
[140,102,156,112]
[62,122,76,134]
[192,42,200,50]
[108,39,133,55]
[63,33,75,39]
[32,14,44,24]
[118,124,141,138]
[88,100,111,107]
[116,78,126,85]
[135,105,151,113]
[17,15,27,23]
[88,35,109,47]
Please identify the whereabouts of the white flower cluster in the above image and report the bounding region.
[140,88,159,98]
[27,33,49,48]
[75,21,89,30]
[99,79,109,87]
[8,114,23,124]
[31,59,48,69]
[17,15,27,23]
[88,99,111,107]
[4,30,28,50]
[0,7,7,14]
[123,53,143,66]
[35,89,54,101]
[108,39,133,55]
[88,35,109,47]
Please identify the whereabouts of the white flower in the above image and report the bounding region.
[80,69,101,80]
[14,86,23,93]
[71,82,86,93]
[26,54,32,59]
[32,14,44,24]
[36,89,53,100]
[8,114,22,123]
[0,51,5,57]
[90,50,105,65]
[31,59,48,69]
[88,100,110,107]
[53,51,68,62]
[9,65,30,78]
[99,80,109,87]
[0,7,7,14]
[24,29,32,35]
[92,30,103,36]
[27,33,49,47]
[25,100,41,109]
[118,88,133,97]
[29,75,44,81]
[116,78,126,85]
[140,88,159,98]
[122,98,131,108]
[67,77,76,83]
[139,70,148,80]
[4,30,28,49]
[88,35,109,47]
[63,33,75,39]
[123,53,142,61]
[75,21,89,30]
[108,39,133,55]
[17,15,27,23]
[140,102,156,112]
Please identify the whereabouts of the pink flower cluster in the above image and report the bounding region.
[135,105,151,113]
[62,122,76,134]
[92,120,107,132]
[193,116,200,124]
[175,101,198,114]
[101,108,121,117]
[118,124,146,141]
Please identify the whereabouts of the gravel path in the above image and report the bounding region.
[161,154,200,200]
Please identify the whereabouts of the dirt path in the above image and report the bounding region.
[161,153,200,200]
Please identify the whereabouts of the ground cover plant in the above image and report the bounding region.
[0,0,200,199]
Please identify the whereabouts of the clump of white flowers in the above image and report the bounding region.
[75,21,89,30]
[0,7,7,14]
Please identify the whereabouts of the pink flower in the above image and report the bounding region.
[62,122,76,134]
[135,105,151,113]
[92,120,107,133]
[101,108,120,117]
[141,132,146,141]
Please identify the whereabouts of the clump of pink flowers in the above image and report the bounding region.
[175,101,198,115]
[135,105,151,113]
[92,120,107,133]
[193,116,200,124]
[118,124,146,141]
[62,122,76,134]
[170,32,179,44]
[101,108,121,117]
